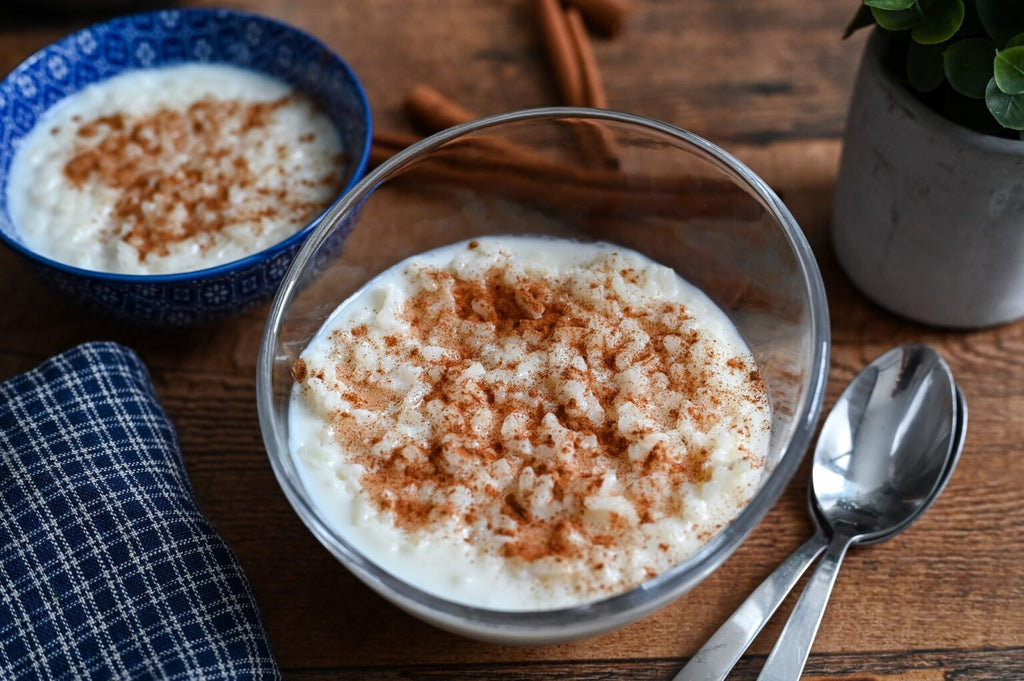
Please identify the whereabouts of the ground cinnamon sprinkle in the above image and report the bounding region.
[62,94,344,261]
[294,239,770,600]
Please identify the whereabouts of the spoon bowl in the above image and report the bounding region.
[812,345,957,542]
[812,381,966,548]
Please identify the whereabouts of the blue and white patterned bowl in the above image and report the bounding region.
[0,8,371,326]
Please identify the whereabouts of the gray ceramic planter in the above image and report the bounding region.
[832,30,1024,328]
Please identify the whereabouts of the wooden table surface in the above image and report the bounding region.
[2,1,1022,679]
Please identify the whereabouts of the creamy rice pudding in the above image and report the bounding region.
[6,64,345,274]
[289,236,770,610]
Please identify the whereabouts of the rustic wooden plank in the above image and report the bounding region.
[274,646,1024,679]
[815,671,939,681]
[1,0,1022,677]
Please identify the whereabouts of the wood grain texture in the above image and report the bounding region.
[1,1,1022,679]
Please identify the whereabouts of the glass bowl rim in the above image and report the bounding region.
[257,106,830,631]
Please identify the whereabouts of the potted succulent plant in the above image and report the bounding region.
[831,0,1024,328]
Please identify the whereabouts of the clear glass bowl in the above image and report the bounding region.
[257,108,830,644]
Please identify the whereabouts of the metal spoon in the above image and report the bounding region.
[674,344,961,681]
[675,383,965,681]
[755,344,958,680]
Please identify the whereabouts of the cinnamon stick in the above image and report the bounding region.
[563,5,619,169]
[563,0,630,37]
[369,143,396,170]
[395,140,754,218]
[565,6,608,109]
[370,129,422,169]
[374,129,422,149]
[372,123,741,217]
[404,84,476,134]
[535,0,585,106]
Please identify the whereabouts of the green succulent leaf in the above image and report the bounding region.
[986,77,1024,129]
[944,38,995,98]
[844,5,876,38]
[872,5,921,30]
[1008,33,1024,49]
[911,0,964,44]
[994,46,1024,94]
[871,5,920,31]
[908,41,947,91]
[977,0,1024,47]
[864,0,917,9]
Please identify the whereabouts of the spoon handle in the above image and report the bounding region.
[755,532,854,681]
[673,528,828,681]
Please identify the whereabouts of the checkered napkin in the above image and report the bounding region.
[0,342,281,680]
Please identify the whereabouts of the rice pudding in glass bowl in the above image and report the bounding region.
[0,8,371,326]
[257,108,830,644]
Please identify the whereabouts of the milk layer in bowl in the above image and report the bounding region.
[7,63,345,275]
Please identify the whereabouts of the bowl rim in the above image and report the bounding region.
[0,6,372,283]
[258,106,831,635]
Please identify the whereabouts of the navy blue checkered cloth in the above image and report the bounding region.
[0,342,280,680]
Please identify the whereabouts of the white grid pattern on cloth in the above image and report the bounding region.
[0,342,281,680]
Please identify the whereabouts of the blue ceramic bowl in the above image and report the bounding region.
[0,8,371,326]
